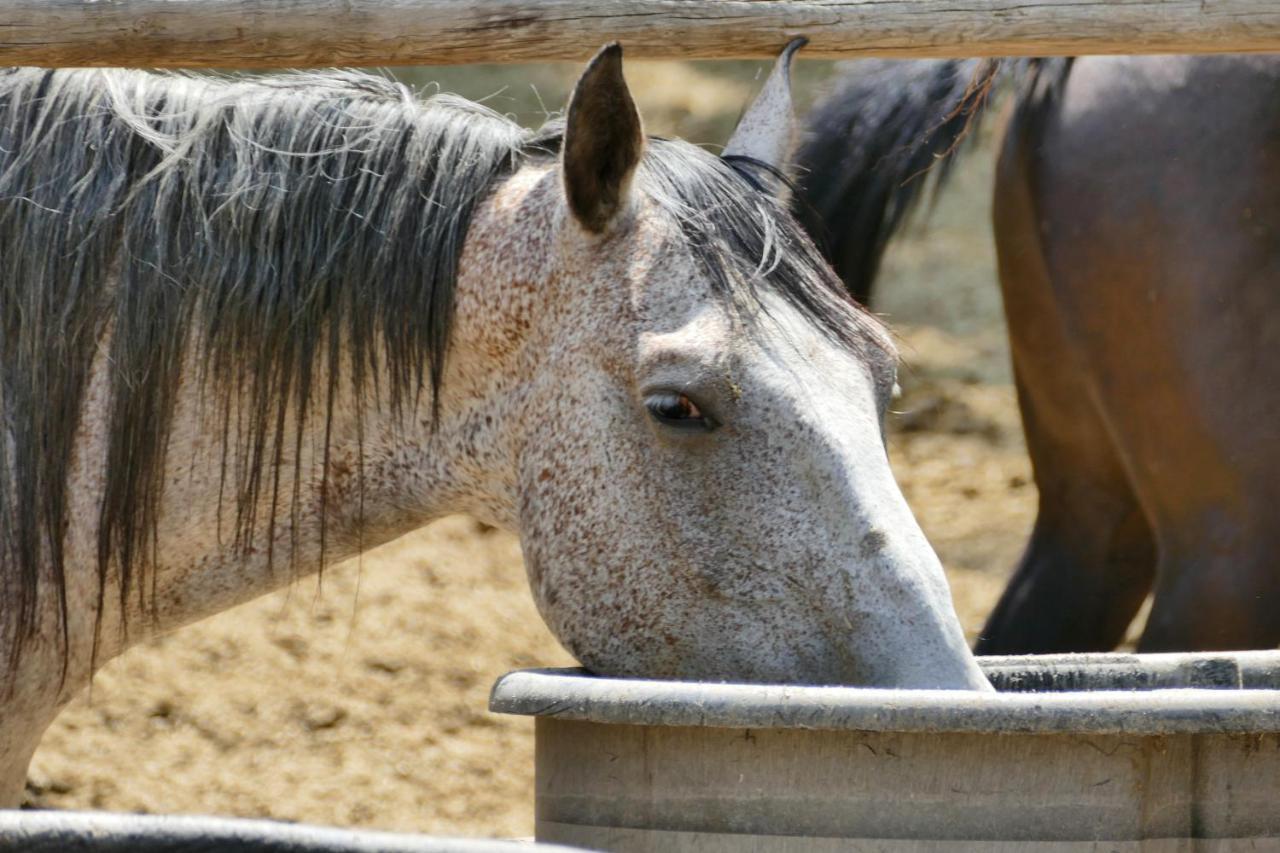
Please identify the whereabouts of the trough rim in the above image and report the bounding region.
[489,652,1280,735]
[0,811,584,852]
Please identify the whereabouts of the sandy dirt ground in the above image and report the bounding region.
[24,61,1041,840]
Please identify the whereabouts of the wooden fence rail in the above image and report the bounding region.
[1,0,1278,67]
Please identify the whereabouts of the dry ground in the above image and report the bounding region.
[25,60,1038,840]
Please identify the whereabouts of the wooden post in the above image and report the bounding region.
[0,0,1278,68]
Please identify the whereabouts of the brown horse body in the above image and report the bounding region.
[986,54,1280,653]
[799,55,1280,653]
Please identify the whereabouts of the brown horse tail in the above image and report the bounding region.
[793,59,1069,306]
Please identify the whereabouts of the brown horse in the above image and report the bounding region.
[797,55,1280,654]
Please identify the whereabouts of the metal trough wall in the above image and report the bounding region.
[490,651,1280,852]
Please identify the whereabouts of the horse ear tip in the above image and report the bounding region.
[590,42,624,70]
[777,37,807,73]
[571,43,634,115]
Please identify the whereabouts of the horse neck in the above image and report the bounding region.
[53,168,561,686]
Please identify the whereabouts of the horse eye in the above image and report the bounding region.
[645,393,717,431]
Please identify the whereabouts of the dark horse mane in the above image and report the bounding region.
[793,58,1074,305]
[0,67,870,683]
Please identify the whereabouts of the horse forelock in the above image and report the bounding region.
[0,66,889,688]
[638,139,892,360]
[525,121,891,357]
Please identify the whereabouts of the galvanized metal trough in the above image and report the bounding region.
[490,651,1280,851]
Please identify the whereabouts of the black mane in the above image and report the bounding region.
[792,58,1073,305]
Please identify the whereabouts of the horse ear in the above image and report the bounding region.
[563,42,645,233]
[723,38,807,193]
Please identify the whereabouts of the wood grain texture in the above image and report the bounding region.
[0,1,1278,68]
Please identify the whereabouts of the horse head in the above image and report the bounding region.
[448,44,990,690]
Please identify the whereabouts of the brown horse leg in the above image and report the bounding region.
[975,111,1156,655]
[1141,546,1280,652]
[978,492,1154,654]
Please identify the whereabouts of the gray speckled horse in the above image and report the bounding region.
[0,44,988,804]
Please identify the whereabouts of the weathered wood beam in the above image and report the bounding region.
[1,1,1278,67]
